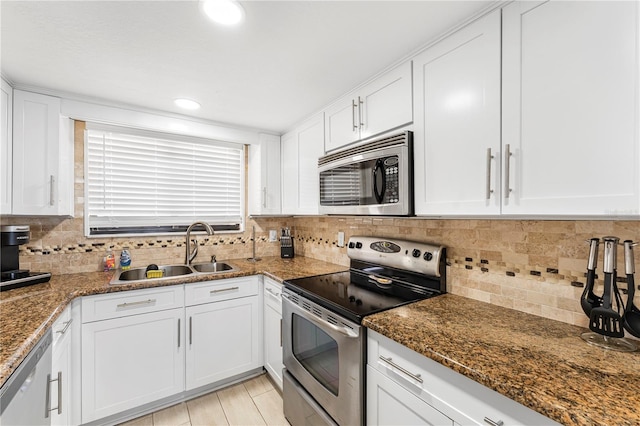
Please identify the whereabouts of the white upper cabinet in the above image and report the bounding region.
[281,112,324,215]
[413,9,501,215]
[1,79,12,215]
[11,90,74,216]
[248,133,281,215]
[324,62,412,153]
[501,0,639,216]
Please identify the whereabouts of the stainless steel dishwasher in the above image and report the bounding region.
[0,330,53,425]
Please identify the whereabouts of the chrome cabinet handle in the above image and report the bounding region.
[484,417,504,426]
[358,96,364,129]
[486,148,494,200]
[189,316,193,345]
[117,299,155,309]
[262,187,267,208]
[45,372,62,417]
[56,319,73,335]
[378,356,423,383]
[504,143,512,199]
[178,318,181,348]
[210,286,239,294]
[49,175,56,206]
[352,99,358,131]
[280,318,283,347]
[265,287,281,299]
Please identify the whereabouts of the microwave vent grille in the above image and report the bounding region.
[318,131,409,166]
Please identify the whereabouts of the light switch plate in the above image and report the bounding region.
[338,231,345,247]
[269,230,277,242]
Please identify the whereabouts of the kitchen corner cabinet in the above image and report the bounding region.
[501,0,639,216]
[324,61,412,153]
[413,9,501,216]
[281,112,324,215]
[81,287,185,423]
[11,90,74,216]
[248,133,281,215]
[263,277,283,390]
[0,79,12,215]
[184,276,263,391]
[367,330,559,426]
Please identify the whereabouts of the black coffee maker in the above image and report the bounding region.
[1,225,51,291]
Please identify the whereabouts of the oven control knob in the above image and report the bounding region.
[348,242,355,249]
[355,242,363,249]
[349,296,356,303]
[412,249,421,258]
[356,299,362,306]
[423,252,433,261]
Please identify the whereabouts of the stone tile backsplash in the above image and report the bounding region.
[2,121,639,329]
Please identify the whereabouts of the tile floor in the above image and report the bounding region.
[119,374,288,426]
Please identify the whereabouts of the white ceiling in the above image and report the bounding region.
[1,0,493,134]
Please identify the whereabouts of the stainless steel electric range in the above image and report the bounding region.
[282,236,446,426]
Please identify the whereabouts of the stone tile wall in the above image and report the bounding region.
[291,216,640,328]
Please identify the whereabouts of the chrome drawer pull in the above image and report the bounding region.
[117,299,155,308]
[210,286,239,294]
[265,287,281,298]
[56,319,73,335]
[45,371,62,417]
[484,417,504,426]
[379,356,423,383]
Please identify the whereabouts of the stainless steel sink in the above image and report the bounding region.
[110,262,236,285]
[111,264,194,283]
[191,262,235,273]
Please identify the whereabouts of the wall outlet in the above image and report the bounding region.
[269,229,277,242]
[338,231,345,247]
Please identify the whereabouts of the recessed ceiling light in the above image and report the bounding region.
[201,0,244,26]
[174,98,201,110]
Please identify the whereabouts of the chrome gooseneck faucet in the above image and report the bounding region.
[185,222,214,266]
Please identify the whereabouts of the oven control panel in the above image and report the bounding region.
[347,236,445,277]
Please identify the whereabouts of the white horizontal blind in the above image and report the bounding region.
[86,125,243,234]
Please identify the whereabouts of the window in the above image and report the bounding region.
[85,124,244,236]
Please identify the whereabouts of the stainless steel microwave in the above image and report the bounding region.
[318,131,413,216]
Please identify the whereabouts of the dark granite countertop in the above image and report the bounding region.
[363,294,640,426]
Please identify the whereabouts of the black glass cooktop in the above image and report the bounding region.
[284,268,440,323]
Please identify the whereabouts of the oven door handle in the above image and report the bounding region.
[282,294,359,339]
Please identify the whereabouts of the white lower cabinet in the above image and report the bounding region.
[367,330,559,426]
[50,300,81,426]
[185,277,263,391]
[263,277,283,390]
[367,366,453,426]
[81,307,184,423]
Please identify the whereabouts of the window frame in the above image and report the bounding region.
[83,123,246,238]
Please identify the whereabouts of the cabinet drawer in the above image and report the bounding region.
[82,286,184,323]
[185,276,258,306]
[368,331,559,426]
[263,277,283,313]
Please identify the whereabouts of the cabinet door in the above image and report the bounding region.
[263,278,283,390]
[282,113,324,215]
[502,0,639,215]
[413,10,501,215]
[12,90,63,215]
[81,308,184,423]
[367,366,454,426]
[324,93,359,152]
[185,295,262,391]
[1,79,12,215]
[359,61,413,141]
[51,310,72,426]
[248,133,281,215]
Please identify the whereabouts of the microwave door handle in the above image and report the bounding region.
[373,158,386,204]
